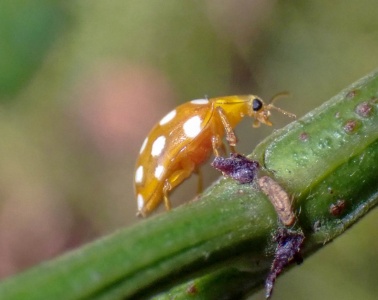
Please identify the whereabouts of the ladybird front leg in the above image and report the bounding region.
[162,160,196,211]
[216,107,238,153]
[253,118,262,128]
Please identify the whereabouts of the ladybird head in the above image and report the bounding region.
[249,93,296,128]
[249,96,272,128]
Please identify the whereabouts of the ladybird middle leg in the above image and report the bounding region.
[162,160,196,211]
[216,106,238,153]
[211,134,226,157]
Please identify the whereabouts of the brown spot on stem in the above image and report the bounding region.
[346,90,357,98]
[343,119,360,134]
[329,200,346,216]
[186,283,198,295]
[355,101,373,118]
[299,132,309,141]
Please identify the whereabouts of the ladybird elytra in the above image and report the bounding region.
[134,95,295,217]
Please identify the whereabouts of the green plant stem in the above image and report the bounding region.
[0,71,377,299]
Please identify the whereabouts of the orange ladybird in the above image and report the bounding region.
[134,95,295,217]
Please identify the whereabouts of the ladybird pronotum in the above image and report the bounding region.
[258,176,296,226]
[135,95,295,217]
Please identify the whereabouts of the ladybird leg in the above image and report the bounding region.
[162,161,196,211]
[216,107,238,153]
[211,134,226,156]
[211,136,220,157]
[162,181,172,211]
[253,118,262,128]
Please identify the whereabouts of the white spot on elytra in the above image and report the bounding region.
[154,165,165,180]
[159,109,176,126]
[139,137,148,154]
[137,194,144,210]
[183,116,202,138]
[135,166,144,183]
[191,99,209,105]
[151,136,166,157]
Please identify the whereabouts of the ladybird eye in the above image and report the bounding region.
[252,98,263,111]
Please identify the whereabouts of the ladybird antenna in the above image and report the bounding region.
[269,91,290,104]
[267,92,296,119]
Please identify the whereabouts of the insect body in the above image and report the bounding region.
[135,95,295,217]
[258,176,296,226]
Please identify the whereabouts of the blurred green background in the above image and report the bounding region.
[0,0,377,299]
